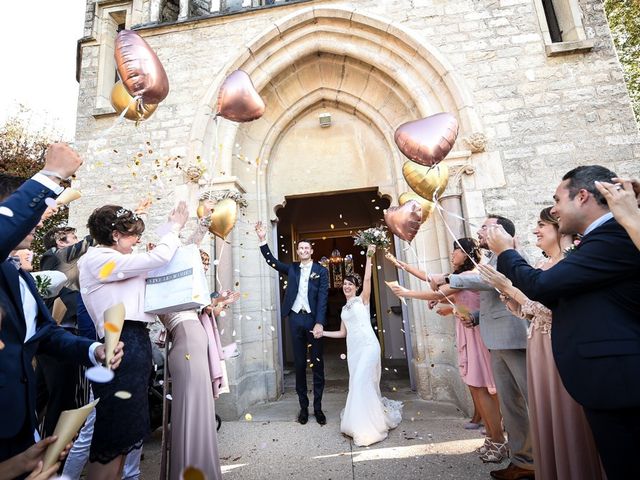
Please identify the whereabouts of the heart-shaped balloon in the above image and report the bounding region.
[208,198,238,239]
[398,192,434,224]
[384,200,422,242]
[217,70,265,123]
[394,113,459,167]
[110,81,158,121]
[402,162,449,201]
[115,30,169,104]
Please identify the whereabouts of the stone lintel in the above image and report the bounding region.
[203,176,246,195]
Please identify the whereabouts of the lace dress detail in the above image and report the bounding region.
[521,299,552,337]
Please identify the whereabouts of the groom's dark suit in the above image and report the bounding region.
[0,179,94,464]
[497,218,640,479]
[260,244,329,411]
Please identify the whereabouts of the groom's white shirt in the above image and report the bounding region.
[292,262,312,313]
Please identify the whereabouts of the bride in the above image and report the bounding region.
[321,245,402,446]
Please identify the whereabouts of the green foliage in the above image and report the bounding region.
[0,111,69,267]
[605,0,640,122]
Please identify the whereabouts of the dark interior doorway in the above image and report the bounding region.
[272,188,411,391]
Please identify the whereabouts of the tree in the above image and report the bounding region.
[605,0,640,122]
[0,110,68,266]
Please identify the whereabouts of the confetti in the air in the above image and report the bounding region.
[114,391,132,400]
[244,413,253,421]
[104,322,120,333]
[340,354,346,360]
[98,261,116,280]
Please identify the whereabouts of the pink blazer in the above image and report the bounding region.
[78,224,181,339]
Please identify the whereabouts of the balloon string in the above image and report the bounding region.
[215,239,225,292]
[104,95,141,135]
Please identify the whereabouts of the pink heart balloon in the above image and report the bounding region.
[217,70,266,123]
[115,30,169,104]
[394,113,459,167]
[384,200,423,242]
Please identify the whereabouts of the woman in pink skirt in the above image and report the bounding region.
[389,238,505,462]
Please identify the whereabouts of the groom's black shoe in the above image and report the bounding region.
[298,408,309,424]
[314,410,327,425]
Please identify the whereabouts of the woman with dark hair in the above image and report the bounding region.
[322,245,402,446]
[388,238,506,463]
[77,202,188,480]
[480,208,604,479]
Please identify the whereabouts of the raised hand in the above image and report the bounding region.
[254,221,267,242]
[43,143,83,181]
[134,197,153,215]
[478,264,512,292]
[169,201,189,229]
[485,224,515,255]
[595,179,640,228]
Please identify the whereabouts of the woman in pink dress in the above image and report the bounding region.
[480,207,605,480]
[388,238,506,462]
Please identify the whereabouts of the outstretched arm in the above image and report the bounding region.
[322,320,347,339]
[360,245,376,304]
[385,252,428,281]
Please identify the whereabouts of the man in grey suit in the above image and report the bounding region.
[431,215,534,480]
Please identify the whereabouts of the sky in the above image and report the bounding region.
[0,0,87,139]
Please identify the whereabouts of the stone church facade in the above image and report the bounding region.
[71,0,639,418]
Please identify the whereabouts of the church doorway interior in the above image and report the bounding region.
[272,188,412,394]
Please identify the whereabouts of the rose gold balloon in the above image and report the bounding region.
[216,70,265,123]
[115,30,169,104]
[110,81,158,121]
[208,199,238,239]
[394,113,459,167]
[402,162,449,201]
[398,192,434,224]
[384,200,422,242]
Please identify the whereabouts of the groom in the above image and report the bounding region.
[255,222,329,425]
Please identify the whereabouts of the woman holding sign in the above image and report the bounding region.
[78,202,187,480]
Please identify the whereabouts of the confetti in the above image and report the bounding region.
[270,325,275,331]
[44,198,57,208]
[185,354,191,360]
[0,207,14,217]
[340,354,346,360]
[244,413,253,421]
[166,394,173,400]
[104,322,120,333]
[114,391,132,400]
[86,366,114,383]
[98,261,116,280]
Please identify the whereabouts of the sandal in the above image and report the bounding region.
[464,421,483,430]
[479,439,509,463]
[474,437,490,454]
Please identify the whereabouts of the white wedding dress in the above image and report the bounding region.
[340,296,403,446]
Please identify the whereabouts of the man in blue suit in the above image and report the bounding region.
[487,165,640,480]
[255,221,329,425]
[0,144,123,470]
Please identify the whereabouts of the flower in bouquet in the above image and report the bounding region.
[353,226,391,254]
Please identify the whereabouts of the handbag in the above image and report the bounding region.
[144,244,209,314]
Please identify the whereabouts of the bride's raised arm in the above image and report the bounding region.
[360,245,376,305]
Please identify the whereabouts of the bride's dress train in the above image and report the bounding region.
[340,296,402,446]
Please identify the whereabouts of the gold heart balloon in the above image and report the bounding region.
[208,198,238,240]
[402,162,449,201]
[398,192,434,223]
[111,80,158,121]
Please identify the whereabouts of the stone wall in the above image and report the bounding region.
[73,0,640,416]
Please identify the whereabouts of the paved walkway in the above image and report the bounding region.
[140,388,504,479]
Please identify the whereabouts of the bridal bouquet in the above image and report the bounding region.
[353,226,391,253]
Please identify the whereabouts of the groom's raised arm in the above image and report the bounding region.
[259,243,290,274]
